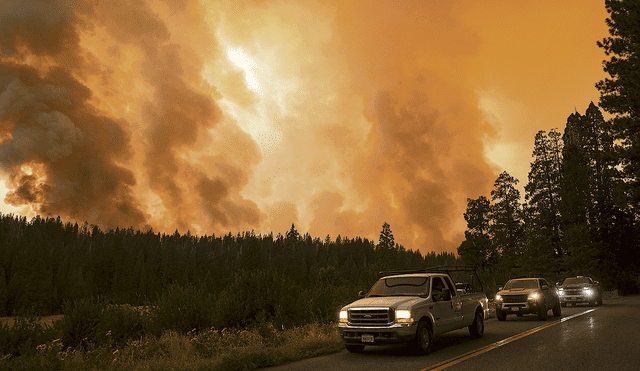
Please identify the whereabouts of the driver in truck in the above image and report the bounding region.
[432,278,447,301]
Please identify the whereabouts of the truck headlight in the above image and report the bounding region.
[583,288,593,296]
[396,310,414,324]
[495,294,502,302]
[528,293,539,301]
[339,310,348,323]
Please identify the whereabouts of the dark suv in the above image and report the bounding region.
[495,278,561,321]
[557,276,603,307]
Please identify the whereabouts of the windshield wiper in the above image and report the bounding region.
[390,293,419,296]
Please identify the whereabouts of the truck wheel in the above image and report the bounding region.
[414,320,433,355]
[553,301,562,317]
[496,309,507,321]
[538,304,548,320]
[597,296,603,306]
[345,344,365,353]
[469,310,484,339]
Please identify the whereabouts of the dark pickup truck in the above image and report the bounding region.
[557,276,603,306]
[495,278,561,321]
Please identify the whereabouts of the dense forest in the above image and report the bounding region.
[458,0,640,292]
[0,215,458,327]
[1,0,639,329]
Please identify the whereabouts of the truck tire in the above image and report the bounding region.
[414,320,433,355]
[496,308,507,321]
[469,310,484,339]
[553,301,562,317]
[345,344,365,353]
[538,304,548,320]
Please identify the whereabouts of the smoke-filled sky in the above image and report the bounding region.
[0,0,609,255]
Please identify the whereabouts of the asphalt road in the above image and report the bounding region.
[262,295,640,371]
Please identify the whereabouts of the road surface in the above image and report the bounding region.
[263,295,640,371]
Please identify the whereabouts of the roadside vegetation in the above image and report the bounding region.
[1,298,342,371]
[2,1,640,369]
[0,220,457,369]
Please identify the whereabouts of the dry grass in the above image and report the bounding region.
[2,320,344,371]
[0,315,64,328]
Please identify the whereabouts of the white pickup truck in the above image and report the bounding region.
[338,268,489,354]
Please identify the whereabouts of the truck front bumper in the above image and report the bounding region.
[498,301,545,315]
[559,295,592,305]
[338,323,418,345]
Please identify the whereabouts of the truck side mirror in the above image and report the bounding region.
[358,290,365,299]
[498,287,503,291]
[542,284,549,290]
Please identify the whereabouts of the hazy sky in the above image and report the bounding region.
[0,0,609,255]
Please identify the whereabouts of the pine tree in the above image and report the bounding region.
[458,196,493,268]
[490,172,524,273]
[561,103,633,281]
[597,1,640,210]
[376,222,398,268]
[522,129,563,275]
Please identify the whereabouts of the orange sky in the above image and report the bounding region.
[0,0,609,255]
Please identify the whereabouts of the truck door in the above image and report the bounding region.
[539,278,555,308]
[431,276,463,334]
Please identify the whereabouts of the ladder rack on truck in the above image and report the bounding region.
[379,265,485,294]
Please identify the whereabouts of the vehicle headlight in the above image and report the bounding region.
[396,310,414,324]
[583,288,593,296]
[339,310,348,323]
[495,294,502,301]
[528,292,539,301]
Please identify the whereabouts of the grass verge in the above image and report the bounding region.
[1,320,344,371]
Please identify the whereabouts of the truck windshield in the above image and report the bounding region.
[504,279,538,290]
[563,277,589,285]
[367,276,430,297]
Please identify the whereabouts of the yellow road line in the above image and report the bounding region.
[420,309,597,371]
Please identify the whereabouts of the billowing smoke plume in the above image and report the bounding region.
[0,0,519,254]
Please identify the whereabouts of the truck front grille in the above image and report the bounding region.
[349,308,394,325]
[564,289,582,296]
[502,294,528,303]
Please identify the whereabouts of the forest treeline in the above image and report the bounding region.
[457,0,640,292]
[0,215,458,327]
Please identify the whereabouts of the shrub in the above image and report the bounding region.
[94,304,151,348]
[0,312,59,359]
[59,297,104,348]
[150,283,216,334]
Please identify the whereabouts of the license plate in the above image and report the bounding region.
[512,307,519,311]
[362,334,374,343]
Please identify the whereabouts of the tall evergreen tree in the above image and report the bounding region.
[458,196,493,268]
[377,222,395,250]
[522,129,563,275]
[596,0,640,210]
[561,103,634,283]
[376,222,398,269]
[490,171,523,273]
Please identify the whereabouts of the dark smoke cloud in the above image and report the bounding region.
[0,0,264,234]
[1,0,605,255]
[0,0,495,252]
